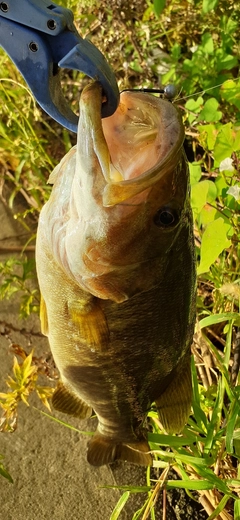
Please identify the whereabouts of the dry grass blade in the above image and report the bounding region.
[198,492,232,520]
[142,467,170,520]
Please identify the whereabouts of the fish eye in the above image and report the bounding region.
[153,207,178,227]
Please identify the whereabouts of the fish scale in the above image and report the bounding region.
[36,81,196,466]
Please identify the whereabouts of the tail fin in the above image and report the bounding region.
[87,433,152,467]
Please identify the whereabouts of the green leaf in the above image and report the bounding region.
[227,478,240,487]
[199,312,240,329]
[186,97,203,112]
[215,174,230,198]
[214,123,234,163]
[233,130,240,152]
[102,485,151,493]
[166,479,214,490]
[191,180,217,220]
[199,205,218,226]
[197,124,218,151]
[207,495,231,520]
[110,492,130,520]
[189,162,202,185]
[201,32,214,53]
[186,97,203,123]
[234,499,240,520]
[142,6,154,21]
[205,180,218,202]
[203,378,224,453]
[175,453,209,467]
[191,181,209,220]
[198,98,222,123]
[0,458,13,483]
[221,79,240,110]
[233,430,240,441]
[197,217,232,274]
[153,0,166,17]
[223,319,233,369]
[216,53,238,73]
[22,352,34,380]
[35,408,94,436]
[202,0,219,13]
[191,467,232,496]
[148,433,198,446]
[233,438,240,458]
[171,43,181,61]
[151,446,210,465]
[226,400,240,455]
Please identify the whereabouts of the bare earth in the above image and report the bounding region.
[0,198,208,520]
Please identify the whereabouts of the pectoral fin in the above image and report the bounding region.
[68,298,109,352]
[52,382,92,419]
[40,295,48,336]
[155,355,192,434]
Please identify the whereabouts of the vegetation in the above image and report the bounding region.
[0,0,239,518]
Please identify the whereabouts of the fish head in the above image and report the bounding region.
[49,82,191,302]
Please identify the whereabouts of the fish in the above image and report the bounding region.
[36,81,196,467]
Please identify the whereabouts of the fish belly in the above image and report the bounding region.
[36,220,195,466]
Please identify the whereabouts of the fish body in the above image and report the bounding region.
[36,82,196,466]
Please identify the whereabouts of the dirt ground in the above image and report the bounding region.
[0,198,208,520]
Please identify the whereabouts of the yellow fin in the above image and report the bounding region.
[40,295,48,336]
[87,433,152,467]
[155,355,192,434]
[52,382,92,419]
[68,298,109,352]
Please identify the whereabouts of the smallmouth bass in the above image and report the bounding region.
[36,82,196,466]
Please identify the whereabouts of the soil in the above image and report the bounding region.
[0,197,208,520]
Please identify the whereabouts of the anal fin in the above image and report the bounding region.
[87,433,152,467]
[155,354,192,434]
[52,382,92,419]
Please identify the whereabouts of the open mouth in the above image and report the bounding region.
[78,83,184,207]
[101,90,184,206]
[102,97,160,183]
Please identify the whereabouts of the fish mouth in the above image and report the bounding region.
[78,82,184,207]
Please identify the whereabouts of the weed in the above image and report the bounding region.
[0,453,12,483]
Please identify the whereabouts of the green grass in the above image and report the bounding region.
[0,0,239,517]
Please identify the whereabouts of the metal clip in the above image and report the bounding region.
[0,0,119,132]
